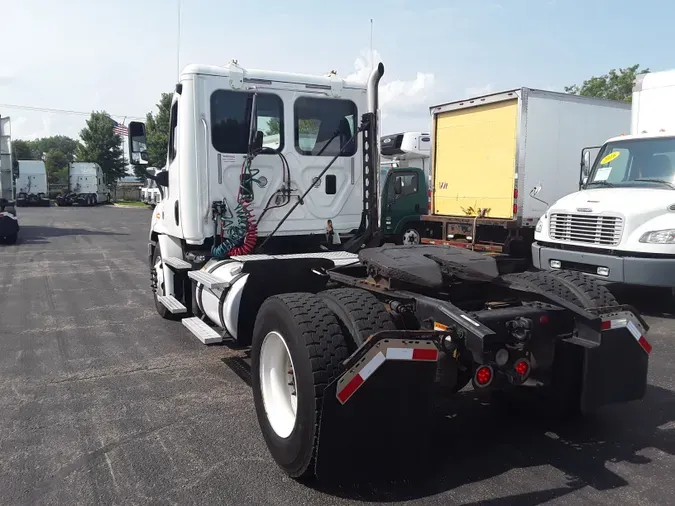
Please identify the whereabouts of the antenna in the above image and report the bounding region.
[176,0,182,79]
[370,18,374,71]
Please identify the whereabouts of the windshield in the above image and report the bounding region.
[587,137,675,189]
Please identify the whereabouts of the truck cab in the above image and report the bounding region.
[16,160,50,207]
[533,69,675,289]
[128,61,371,256]
[378,132,431,244]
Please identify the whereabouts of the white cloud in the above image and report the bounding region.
[464,84,494,97]
[345,49,439,124]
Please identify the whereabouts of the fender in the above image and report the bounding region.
[393,215,424,236]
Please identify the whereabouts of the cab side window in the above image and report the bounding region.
[168,101,178,163]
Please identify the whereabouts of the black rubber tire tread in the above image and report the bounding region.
[251,293,350,480]
[502,271,581,306]
[543,270,617,308]
[319,288,396,349]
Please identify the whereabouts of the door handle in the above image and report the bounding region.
[414,203,420,212]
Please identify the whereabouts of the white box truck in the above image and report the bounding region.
[533,69,675,290]
[55,162,111,206]
[16,160,50,207]
[422,88,632,259]
[0,115,19,244]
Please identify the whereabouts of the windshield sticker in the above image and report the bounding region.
[600,151,620,165]
[594,167,612,181]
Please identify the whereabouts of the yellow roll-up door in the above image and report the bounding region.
[433,99,518,219]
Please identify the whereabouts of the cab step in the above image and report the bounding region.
[164,256,192,270]
[157,295,187,314]
[182,317,223,344]
[187,270,230,290]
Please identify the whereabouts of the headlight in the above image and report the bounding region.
[639,229,675,244]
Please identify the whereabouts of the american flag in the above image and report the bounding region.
[112,119,128,137]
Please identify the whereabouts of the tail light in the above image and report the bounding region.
[473,365,494,387]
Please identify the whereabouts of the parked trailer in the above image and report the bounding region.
[16,160,50,207]
[422,88,631,258]
[55,162,111,206]
[125,62,650,481]
[0,116,19,244]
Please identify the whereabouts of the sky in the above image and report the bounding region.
[0,0,673,143]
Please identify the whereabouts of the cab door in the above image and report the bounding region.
[382,170,425,236]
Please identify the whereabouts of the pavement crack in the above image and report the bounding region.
[46,362,178,385]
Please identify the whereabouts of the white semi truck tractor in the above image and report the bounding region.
[126,60,651,482]
[16,160,50,207]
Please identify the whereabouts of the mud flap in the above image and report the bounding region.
[581,309,651,413]
[315,337,439,482]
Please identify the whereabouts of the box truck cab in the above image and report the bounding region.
[379,132,431,244]
[16,160,50,207]
[533,69,675,288]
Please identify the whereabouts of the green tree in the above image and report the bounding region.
[266,117,319,136]
[11,139,37,160]
[143,92,173,177]
[44,149,70,184]
[32,135,80,162]
[77,111,126,181]
[565,64,650,102]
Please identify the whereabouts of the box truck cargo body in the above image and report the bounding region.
[422,88,631,256]
[16,160,50,207]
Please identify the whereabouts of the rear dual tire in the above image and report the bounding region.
[251,293,350,479]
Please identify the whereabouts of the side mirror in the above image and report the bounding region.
[155,170,169,187]
[394,177,403,195]
[582,150,591,177]
[128,121,149,165]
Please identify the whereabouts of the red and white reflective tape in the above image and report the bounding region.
[601,318,652,354]
[336,345,439,404]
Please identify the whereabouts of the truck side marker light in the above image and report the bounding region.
[336,347,440,404]
[600,318,652,354]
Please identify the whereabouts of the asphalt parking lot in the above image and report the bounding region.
[1,205,674,505]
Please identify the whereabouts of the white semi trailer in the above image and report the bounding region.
[0,115,19,244]
[124,60,650,482]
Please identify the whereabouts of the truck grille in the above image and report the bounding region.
[549,213,623,246]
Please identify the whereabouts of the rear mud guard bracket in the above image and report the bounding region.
[315,333,441,482]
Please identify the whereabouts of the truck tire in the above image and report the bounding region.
[1,232,17,245]
[251,293,350,479]
[150,245,181,320]
[318,288,395,350]
[397,225,422,245]
[499,270,616,418]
